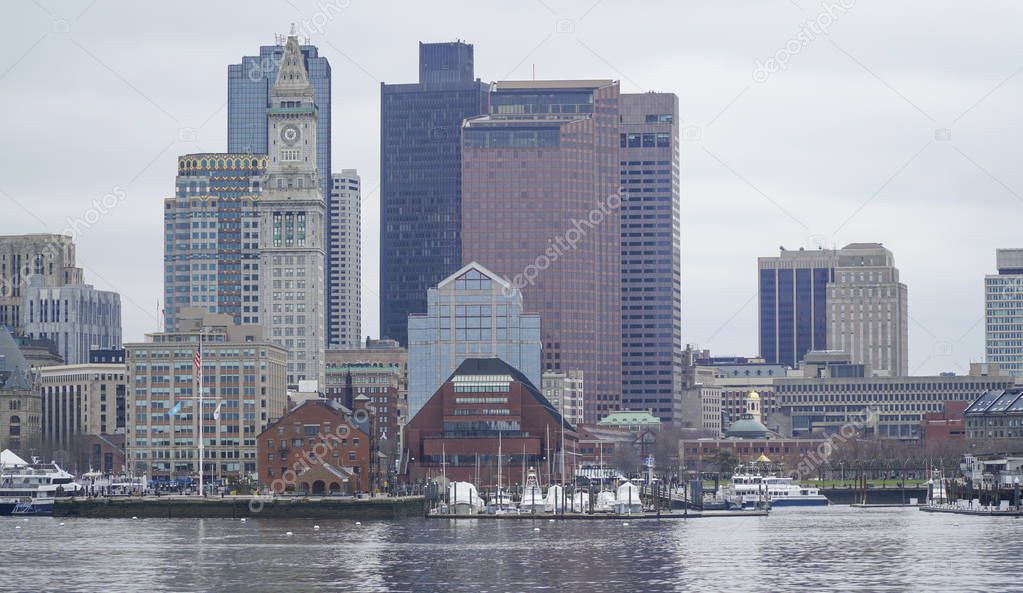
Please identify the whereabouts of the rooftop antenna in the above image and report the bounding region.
[532,63,535,80]
[290,22,297,36]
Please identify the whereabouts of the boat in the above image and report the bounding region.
[728,472,827,508]
[486,489,517,514]
[447,481,484,515]
[0,449,83,515]
[544,484,566,513]
[615,480,643,514]
[570,491,589,512]
[519,467,545,514]
[594,489,616,513]
[927,468,948,504]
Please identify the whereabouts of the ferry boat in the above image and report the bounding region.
[729,472,828,508]
[1,449,83,515]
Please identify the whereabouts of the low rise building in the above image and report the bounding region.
[964,387,1023,440]
[921,401,969,446]
[124,308,288,482]
[403,358,575,485]
[38,363,126,449]
[256,399,371,494]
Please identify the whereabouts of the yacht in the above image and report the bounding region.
[729,472,828,508]
[519,467,545,514]
[1,449,83,515]
[447,481,484,515]
[615,480,643,514]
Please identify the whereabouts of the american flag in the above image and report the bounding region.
[194,349,201,373]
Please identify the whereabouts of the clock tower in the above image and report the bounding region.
[258,29,326,388]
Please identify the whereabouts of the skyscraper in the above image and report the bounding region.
[759,243,908,375]
[619,93,682,423]
[257,33,327,387]
[379,41,488,345]
[406,262,541,420]
[0,234,82,331]
[461,80,623,423]
[759,247,835,368]
[164,154,265,330]
[986,248,1023,376]
[328,171,361,349]
[21,276,121,365]
[826,243,908,376]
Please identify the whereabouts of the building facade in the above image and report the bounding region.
[0,328,41,455]
[164,154,265,330]
[403,358,575,484]
[124,309,288,481]
[461,80,622,423]
[0,234,82,332]
[618,92,682,424]
[777,364,1012,440]
[826,243,908,376]
[20,276,121,365]
[964,387,1023,440]
[38,363,126,449]
[985,248,1023,376]
[257,399,371,494]
[759,247,835,368]
[257,33,327,387]
[328,170,361,349]
[379,41,489,346]
[542,369,585,428]
[407,263,541,420]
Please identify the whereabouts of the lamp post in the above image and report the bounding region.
[1014,477,1020,510]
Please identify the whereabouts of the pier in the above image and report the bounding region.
[426,509,768,520]
[53,495,427,519]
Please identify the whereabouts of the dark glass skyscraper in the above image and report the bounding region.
[758,249,835,368]
[619,93,682,423]
[461,80,622,424]
[379,41,488,345]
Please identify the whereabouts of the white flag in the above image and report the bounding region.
[213,400,223,420]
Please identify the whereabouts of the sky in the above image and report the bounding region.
[2,0,1022,376]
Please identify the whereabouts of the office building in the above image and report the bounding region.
[776,363,1011,440]
[20,276,121,365]
[461,80,622,423]
[826,243,908,376]
[407,262,541,420]
[618,92,682,423]
[124,309,288,481]
[379,41,488,345]
[256,32,327,387]
[38,363,126,449]
[403,357,576,484]
[985,248,1023,376]
[759,243,908,375]
[542,370,585,429]
[328,170,361,349]
[164,154,265,330]
[0,234,82,331]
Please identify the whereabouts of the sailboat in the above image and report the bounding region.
[488,433,515,513]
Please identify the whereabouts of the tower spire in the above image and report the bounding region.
[274,28,311,91]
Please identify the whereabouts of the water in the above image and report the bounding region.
[1,506,1020,593]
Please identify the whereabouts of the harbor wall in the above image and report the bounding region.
[821,487,927,505]
[53,496,427,519]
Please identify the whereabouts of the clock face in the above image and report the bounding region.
[280,124,300,146]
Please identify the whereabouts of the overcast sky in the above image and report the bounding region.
[2,0,1021,375]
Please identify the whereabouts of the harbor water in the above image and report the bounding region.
[1,505,1020,592]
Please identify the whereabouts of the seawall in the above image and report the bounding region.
[54,496,428,519]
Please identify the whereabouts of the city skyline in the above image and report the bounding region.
[3,2,1022,376]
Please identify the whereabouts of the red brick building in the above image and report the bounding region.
[921,400,968,446]
[256,399,371,494]
[404,358,576,485]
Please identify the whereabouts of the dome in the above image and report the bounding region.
[725,418,770,439]
[748,390,760,401]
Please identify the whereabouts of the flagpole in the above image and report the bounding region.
[198,329,204,497]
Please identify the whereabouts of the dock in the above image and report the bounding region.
[54,495,427,519]
[919,505,1023,517]
[425,510,768,520]
[850,503,924,508]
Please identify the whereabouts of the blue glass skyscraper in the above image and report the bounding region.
[758,248,835,368]
[379,41,488,346]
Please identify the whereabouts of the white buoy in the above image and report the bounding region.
[313,525,320,530]
[14,526,21,530]
[59,522,65,526]
[240,518,247,522]
[131,516,138,520]
[355,521,361,526]
[622,522,630,526]
[285,531,294,536]
[533,527,540,532]
[548,519,555,523]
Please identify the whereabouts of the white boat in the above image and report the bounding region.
[594,489,616,513]
[615,480,642,514]
[0,449,83,515]
[544,484,566,513]
[570,491,589,512]
[729,472,828,508]
[520,467,545,514]
[927,469,948,504]
[447,481,484,515]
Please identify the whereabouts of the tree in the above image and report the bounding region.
[712,449,739,478]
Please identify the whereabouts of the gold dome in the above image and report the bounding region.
[748,390,760,401]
